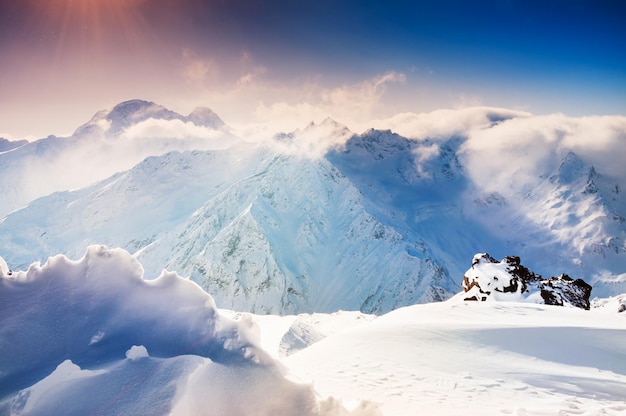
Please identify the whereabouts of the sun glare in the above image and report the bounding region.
[32,0,150,57]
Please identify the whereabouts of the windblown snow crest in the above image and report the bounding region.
[0,246,380,416]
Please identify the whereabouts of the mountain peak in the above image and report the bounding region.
[555,151,585,184]
[302,117,351,135]
[0,137,28,152]
[73,99,179,137]
[105,100,179,133]
[73,100,228,137]
[187,107,225,129]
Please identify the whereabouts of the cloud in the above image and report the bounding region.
[121,118,225,141]
[253,102,330,134]
[459,113,626,196]
[235,54,267,88]
[319,71,406,126]
[412,143,440,178]
[267,119,354,159]
[369,106,531,140]
[245,72,406,138]
[181,49,218,84]
[560,115,626,179]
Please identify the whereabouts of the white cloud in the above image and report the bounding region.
[181,49,218,84]
[369,106,531,140]
[270,119,354,159]
[412,143,440,178]
[319,71,406,126]
[560,115,626,179]
[245,72,406,139]
[459,113,626,195]
[254,101,329,134]
[121,118,225,141]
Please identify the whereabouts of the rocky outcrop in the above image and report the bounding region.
[463,253,592,309]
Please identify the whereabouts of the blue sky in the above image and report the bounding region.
[0,0,624,138]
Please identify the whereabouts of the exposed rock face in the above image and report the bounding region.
[463,253,592,309]
[539,274,592,309]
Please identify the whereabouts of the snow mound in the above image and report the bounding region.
[0,247,380,416]
[462,253,592,309]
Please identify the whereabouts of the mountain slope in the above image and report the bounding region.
[0,143,455,314]
[462,149,626,290]
[137,152,454,313]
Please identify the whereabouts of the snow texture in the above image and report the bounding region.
[282,299,626,416]
[0,247,379,416]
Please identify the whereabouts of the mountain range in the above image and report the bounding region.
[1,99,624,314]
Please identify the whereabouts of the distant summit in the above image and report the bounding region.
[0,137,28,152]
[73,99,227,137]
[187,107,226,129]
[104,99,180,134]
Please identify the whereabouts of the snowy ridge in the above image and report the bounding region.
[0,137,27,153]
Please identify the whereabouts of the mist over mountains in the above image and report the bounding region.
[1,99,624,313]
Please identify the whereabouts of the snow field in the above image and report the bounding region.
[278,300,626,416]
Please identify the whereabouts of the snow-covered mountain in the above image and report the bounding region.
[0,101,624,314]
[0,99,233,218]
[0,137,28,152]
[0,139,455,314]
[465,150,626,289]
[73,99,226,137]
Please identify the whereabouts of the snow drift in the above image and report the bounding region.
[0,246,379,416]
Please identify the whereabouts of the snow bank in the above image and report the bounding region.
[0,246,380,415]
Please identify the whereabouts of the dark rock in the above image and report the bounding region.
[463,254,592,310]
[540,275,592,310]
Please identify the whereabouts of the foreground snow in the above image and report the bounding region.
[279,299,626,415]
[1,247,624,415]
[0,247,378,416]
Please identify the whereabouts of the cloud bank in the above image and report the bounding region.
[460,113,626,195]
